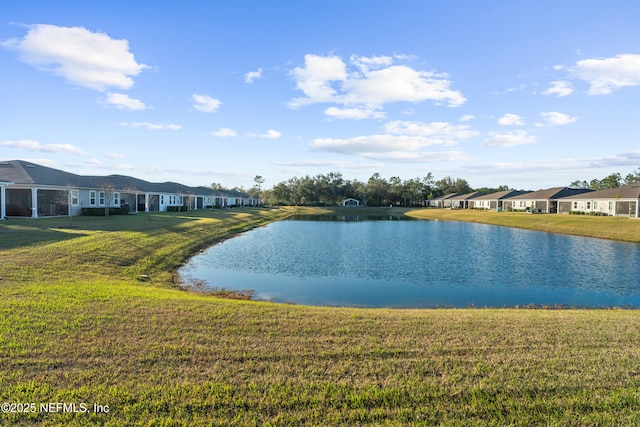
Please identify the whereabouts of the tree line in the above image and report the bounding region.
[209,167,640,207]
[257,172,509,207]
[570,168,640,190]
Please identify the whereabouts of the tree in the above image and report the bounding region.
[589,173,621,190]
[624,168,640,185]
[366,173,389,206]
[98,183,118,216]
[210,182,227,191]
[251,175,265,205]
[570,180,590,189]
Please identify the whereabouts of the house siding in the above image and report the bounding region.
[0,160,258,218]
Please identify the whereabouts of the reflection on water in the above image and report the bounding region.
[290,214,415,222]
[179,216,640,308]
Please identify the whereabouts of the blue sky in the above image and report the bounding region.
[2,1,640,190]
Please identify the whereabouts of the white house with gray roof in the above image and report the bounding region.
[0,160,258,218]
[472,189,530,211]
[503,187,593,213]
[557,184,640,217]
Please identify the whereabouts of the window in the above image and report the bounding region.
[113,192,120,206]
[593,201,598,209]
[71,190,79,206]
[609,201,614,210]
[586,201,591,210]
[161,195,165,205]
[99,192,105,206]
[573,201,578,209]
[89,191,96,206]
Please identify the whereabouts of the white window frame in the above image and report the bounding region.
[71,190,79,206]
[89,190,97,206]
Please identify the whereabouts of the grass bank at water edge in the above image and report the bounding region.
[405,207,640,243]
[1,207,640,425]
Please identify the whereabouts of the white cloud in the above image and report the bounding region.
[83,158,103,166]
[288,53,466,111]
[384,120,479,141]
[192,94,221,112]
[479,130,537,147]
[309,119,478,163]
[272,159,381,169]
[498,113,525,126]
[349,54,393,72]
[324,106,385,120]
[343,65,466,107]
[310,134,469,163]
[245,68,262,84]
[1,139,87,155]
[104,152,125,159]
[542,80,574,97]
[120,122,181,130]
[571,53,640,95]
[1,24,147,91]
[459,114,476,122]
[260,130,282,139]
[210,128,237,137]
[540,111,578,126]
[289,54,347,106]
[103,93,146,111]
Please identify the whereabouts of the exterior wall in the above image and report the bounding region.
[561,198,639,216]
[2,184,248,218]
[473,200,496,209]
[78,189,122,212]
[159,193,184,212]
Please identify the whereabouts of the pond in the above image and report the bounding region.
[178,215,640,308]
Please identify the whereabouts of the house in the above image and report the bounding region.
[342,198,360,206]
[557,184,640,217]
[472,189,531,211]
[503,187,593,213]
[446,192,485,209]
[428,193,458,208]
[0,160,257,218]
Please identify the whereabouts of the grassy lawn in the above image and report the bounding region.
[1,207,640,425]
[406,207,640,243]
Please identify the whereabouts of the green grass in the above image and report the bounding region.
[1,207,640,425]
[406,208,640,243]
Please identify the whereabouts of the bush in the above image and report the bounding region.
[166,206,188,212]
[81,206,130,216]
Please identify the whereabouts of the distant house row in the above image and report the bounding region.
[428,186,640,218]
[0,160,259,219]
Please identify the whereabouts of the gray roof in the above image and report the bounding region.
[431,193,458,201]
[0,160,82,186]
[506,187,592,200]
[0,160,251,198]
[447,191,484,201]
[559,184,640,200]
[473,189,530,200]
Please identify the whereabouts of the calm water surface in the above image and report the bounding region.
[178,215,640,308]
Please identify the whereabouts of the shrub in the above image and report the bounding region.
[166,206,188,212]
[81,206,130,216]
